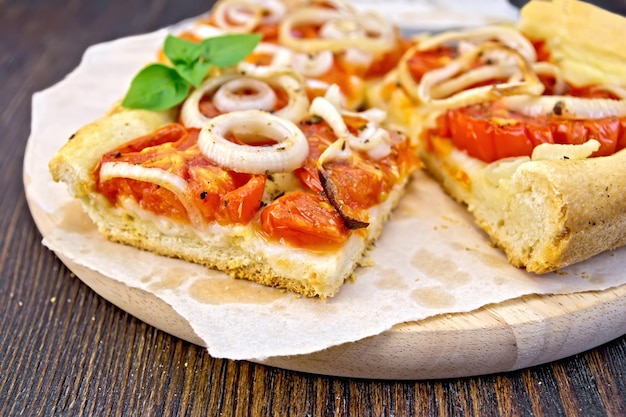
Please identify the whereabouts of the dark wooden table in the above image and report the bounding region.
[2,0,625,415]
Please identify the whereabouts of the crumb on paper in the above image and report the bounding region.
[359,256,376,267]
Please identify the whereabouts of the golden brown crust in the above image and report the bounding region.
[519,0,626,86]
[419,143,626,273]
[49,107,176,197]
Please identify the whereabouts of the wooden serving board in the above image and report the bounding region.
[50,249,626,379]
[31,192,626,379]
[261,287,626,379]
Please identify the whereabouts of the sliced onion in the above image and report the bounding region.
[341,48,374,69]
[244,0,285,25]
[586,85,626,100]
[224,4,257,25]
[181,67,309,128]
[198,110,309,174]
[181,74,239,128]
[531,61,567,95]
[212,0,263,32]
[499,95,626,119]
[212,77,277,113]
[99,161,203,226]
[396,44,425,102]
[350,124,391,158]
[292,51,334,77]
[310,96,351,141]
[306,78,331,90]
[416,25,537,63]
[279,7,395,54]
[532,139,600,161]
[237,66,310,122]
[353,107,387,125]
[428,64,517,99]
[310,96,391,161]
[251,42,294,67]
[189,23,227,39]
[415,43,544,109]
[212,0,284,29]
[319,17,364,40]
[322,84,344,109]
[309,0,356,13]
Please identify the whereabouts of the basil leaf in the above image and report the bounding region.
[173,60,212,88]
[121,64,190,111]
[163,34,201,64]
[163,35,206,87]
[121,33,261,111]
[199,33,262,68]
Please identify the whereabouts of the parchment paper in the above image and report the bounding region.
[23,17,626,361]
[352,0,519,31]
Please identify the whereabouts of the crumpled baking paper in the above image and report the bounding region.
[352,0,519,31]
[23,14,626,361]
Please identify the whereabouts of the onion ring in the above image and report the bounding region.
[310,96,391,161]
[181,67,309,128]
[99,162,204,226]
[409,43,544,109]
[415,25,537,63]
[212,0,263,33]
[292,51,334,77]
[279,7,395,54]
[212,77,278,113]
[198,110,309,174]
[499,95,626,119]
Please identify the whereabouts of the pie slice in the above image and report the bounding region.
[371,0,626,273]
[49,69,419,297]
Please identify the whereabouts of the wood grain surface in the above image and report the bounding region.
[1,0,625,415]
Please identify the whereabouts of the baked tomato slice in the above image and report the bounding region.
[260,192,349,248]
[97,124,265,225]
[295,116,417,212]
[432,102,626,163]
[405,45,455,82]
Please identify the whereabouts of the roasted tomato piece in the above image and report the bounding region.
[260,192,349,248]
[97,124,265,225]
[433,103,626,163]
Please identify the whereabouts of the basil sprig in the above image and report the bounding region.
[122,33,262,111]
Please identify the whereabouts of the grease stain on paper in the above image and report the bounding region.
[188,277,283,305]
[58,201,96,234]
[589,274,608,286]
[411,286,456,308]
[466,247,511,270]
[148,267,192,290]
[373,266,409,291]
[411,248,470,287]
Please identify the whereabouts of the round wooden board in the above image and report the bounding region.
[28,193,626,380]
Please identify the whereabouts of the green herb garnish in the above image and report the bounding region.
[122,33,262,111]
